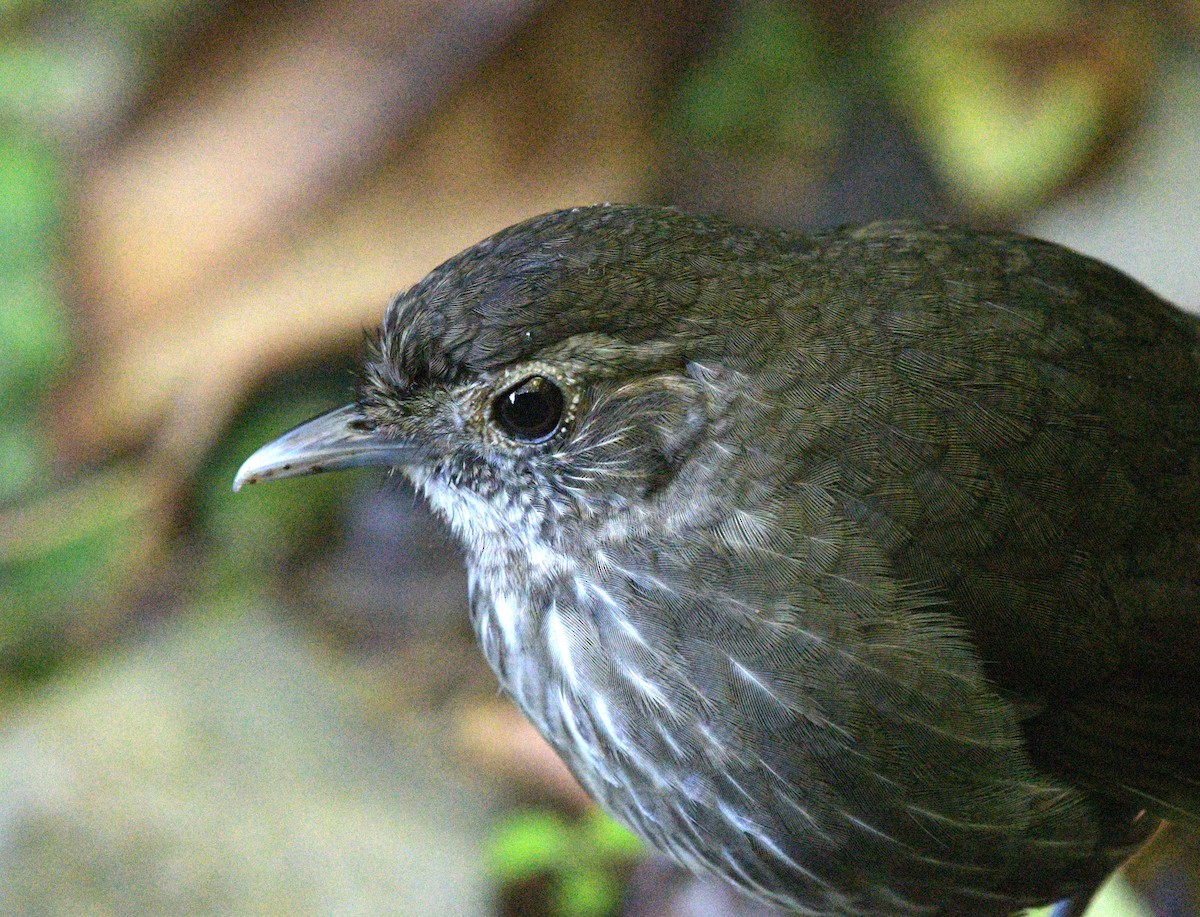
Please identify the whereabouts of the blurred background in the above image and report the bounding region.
[1,0,1199,914]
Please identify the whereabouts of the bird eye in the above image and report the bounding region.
[492,375,565,443]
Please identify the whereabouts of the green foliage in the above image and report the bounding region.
[0,134,66,408]
[0,416,45,504]
[85,0,207,32]
[0,42,113,124]
[672,0,838,158]
[883,0,1156,214]
[0,0,216,135]
[0,271,67,409]
[558,867,617,917]
[488,811,574,880]
[0,465,153,662]
[487,809,643,917]
[0,23,111,664]
[0,131,57,246]
[578,807,645,860]
[0,0,39,28]
[196,376,360,586]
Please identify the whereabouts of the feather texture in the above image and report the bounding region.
[350,205,1199,915]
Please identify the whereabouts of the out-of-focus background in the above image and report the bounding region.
[1,0,1199,914]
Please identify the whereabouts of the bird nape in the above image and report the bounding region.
[235,204,1200,917]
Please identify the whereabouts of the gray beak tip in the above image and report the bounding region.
[231,439,295,492]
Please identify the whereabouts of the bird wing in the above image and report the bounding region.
[741,223,1200,821]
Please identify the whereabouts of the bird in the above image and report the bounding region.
[235,204,1200,916]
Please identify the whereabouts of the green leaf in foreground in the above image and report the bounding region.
[486,811,573,882]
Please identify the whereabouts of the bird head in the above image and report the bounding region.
[234,205,770,559]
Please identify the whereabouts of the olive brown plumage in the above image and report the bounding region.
[236,205,1200,915]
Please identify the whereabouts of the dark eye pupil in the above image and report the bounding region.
[493,375,564,442]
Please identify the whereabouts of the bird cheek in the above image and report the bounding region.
[631,380,710,487]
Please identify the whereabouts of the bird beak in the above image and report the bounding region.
[232,403,419,491]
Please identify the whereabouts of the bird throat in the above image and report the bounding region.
[410,467,585,681]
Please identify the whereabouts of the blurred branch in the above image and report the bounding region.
[72,0,548,328]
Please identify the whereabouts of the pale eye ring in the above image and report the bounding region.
[491,375,565,443]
